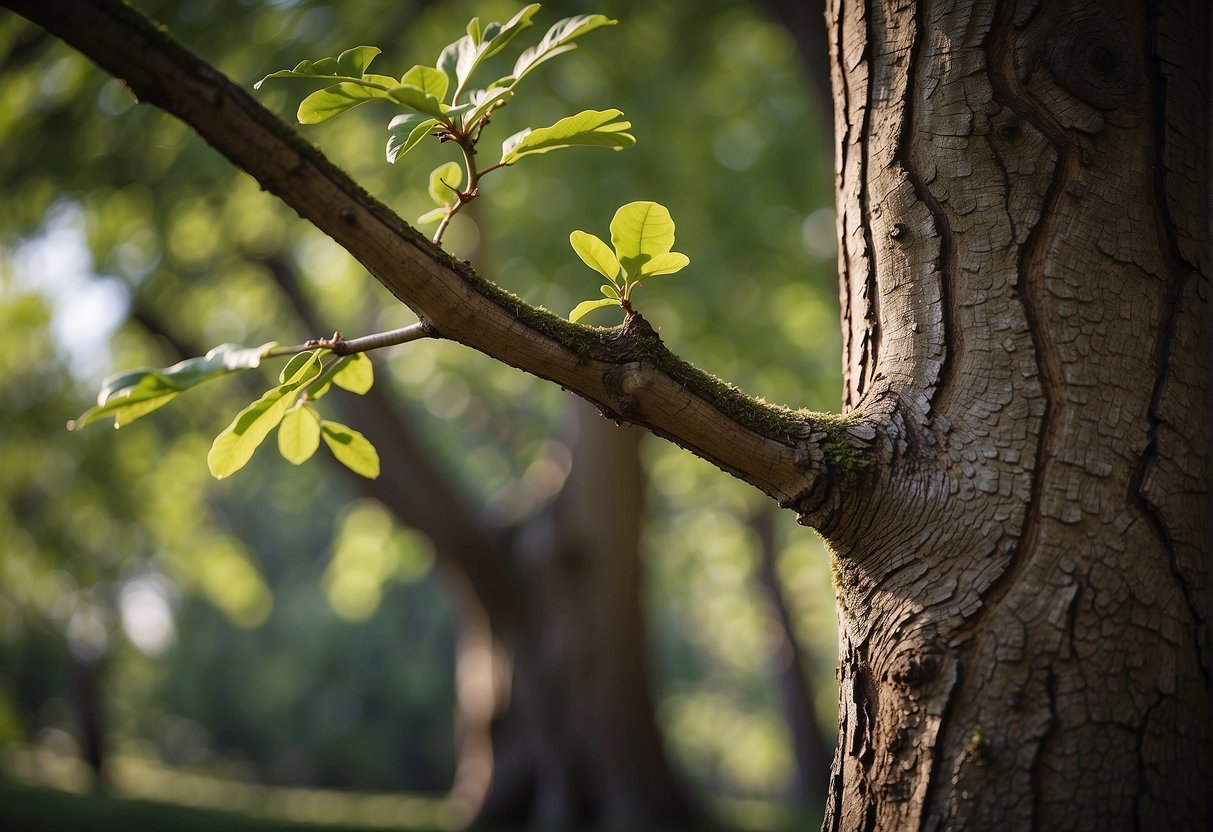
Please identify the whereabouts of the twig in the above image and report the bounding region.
[266,322,430,358]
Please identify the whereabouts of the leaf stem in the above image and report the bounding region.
[433,133,483,245]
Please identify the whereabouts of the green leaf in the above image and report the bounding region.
[569,230,622,284]
[480,4,542,60]
[278,349,324,384]
[321,420,380,479]
[463,87,514,128]
[569,298,618,322]
[254,46,382,88]
[69,342,276,431]
[208,388,294,478]
[428,161,463,207]
[305,354,349,400]
[399,65,449,103]
[466,17,483,45]
[298,82,389,124]
[436,36,475,91]
[207,352,321,479]
[278,404,321,465]
[417,207,448,225]
[332,353,374,394]
[636,251,690,279]
[600,283,620,299]
[387,84,460,120]
[386,114,438,163]
[509,15,617,85]
[500,109,634,165]
[610,201,676,278]
[438,5,541,99]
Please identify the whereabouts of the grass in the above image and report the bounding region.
[1,745,458,831]
[0,783,407,832]
[2,745,821,832]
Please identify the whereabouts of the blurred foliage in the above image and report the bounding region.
[0,0,841,820]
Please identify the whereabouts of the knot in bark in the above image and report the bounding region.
[604,361,651,422]
[1045,16,1140,110]
[889,651,939,690]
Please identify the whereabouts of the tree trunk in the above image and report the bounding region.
[822,0,1209,828]
[470,401,695,828]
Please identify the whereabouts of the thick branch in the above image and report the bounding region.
[8,0,872,512]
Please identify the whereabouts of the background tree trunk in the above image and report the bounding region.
[822,0,1209,828]
[473,402,694,827]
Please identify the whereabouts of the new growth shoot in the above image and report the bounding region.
[255,5,635,244]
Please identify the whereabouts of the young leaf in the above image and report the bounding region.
[480,4,543,61]
[278,403,321,465]
[600,283,620,299]
[569,230,621,284]
[610,201,676,277]
[298,82,389,124]
[386,114,439,163]
[438,5,541,99]
[254,46,382,88]
[428,161,463,207]
[466,17,483,45]
[436,36,475,92]
[463,87,514,129]
[387,84,449,120]
[208,387,296,478]
[69,342,276,431]
[500,109,634,165]
[305,354,350,400]
[635,251,690,279]
[399,65,449,103]
[332,353,374,394]
[417,207,448,225]
[207,352,321,479]
[278,349,324,384]
[509,15,617,85]
[569,298,618,322]
[321,420,381,479]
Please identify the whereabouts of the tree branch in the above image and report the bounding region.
[264,323,430,358]
[7,0,875,516]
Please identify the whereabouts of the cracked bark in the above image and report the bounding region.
[826,0,1209,829]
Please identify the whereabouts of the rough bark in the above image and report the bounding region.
[824,0,1210,828]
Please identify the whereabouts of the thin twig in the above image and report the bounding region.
[266,322,430,358]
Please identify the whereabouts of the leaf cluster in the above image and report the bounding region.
[569,201,690,322]
[255,5,634,242]
[71,345,381,481]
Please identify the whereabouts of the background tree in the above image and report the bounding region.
[3,0,1206,829]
